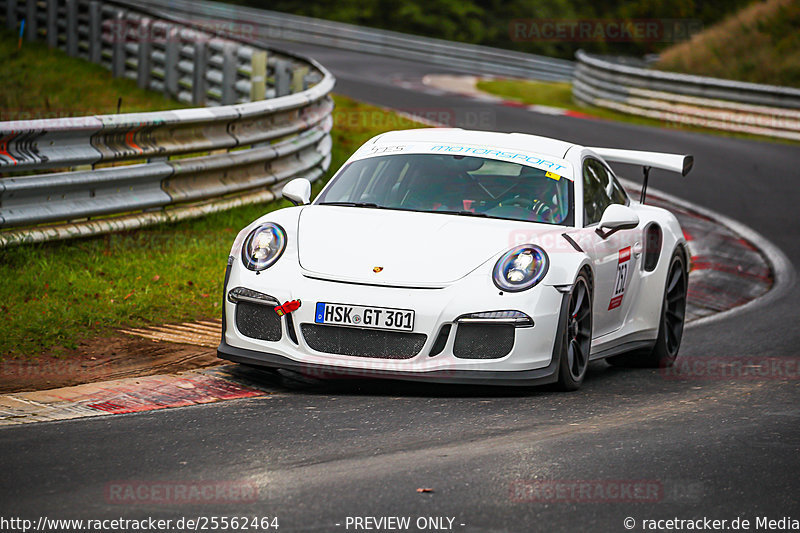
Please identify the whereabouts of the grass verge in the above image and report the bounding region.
[656,0,800,88]
[0,31,189,119]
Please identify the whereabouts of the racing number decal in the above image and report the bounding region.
[369,145,405,154]
[609,246,631,310]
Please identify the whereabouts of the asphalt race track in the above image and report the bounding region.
[1,34,799,533]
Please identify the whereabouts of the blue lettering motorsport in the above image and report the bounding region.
[431,145,567,172]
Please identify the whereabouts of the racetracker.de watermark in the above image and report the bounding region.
[666,111,800,132]
[509,19,703,42]
[507,228,630,253]
[661,356,800,381]
[510,480,662,503]
[102,19,258,43]
[334,108,496,129]
[510,479,704,504]
[105,480,258,505]
[0,109,109,122]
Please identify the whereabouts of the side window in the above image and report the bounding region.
[583,158,612,225]
[604,165,629,205]
[583,158,628,225]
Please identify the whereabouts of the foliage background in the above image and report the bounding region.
[226,0,753,59]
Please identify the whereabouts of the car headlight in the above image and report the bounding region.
[241,223,287,271]
[492,245,549,292]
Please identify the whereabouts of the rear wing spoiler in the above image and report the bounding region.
[589,147,694,203]
[590,148,693,177]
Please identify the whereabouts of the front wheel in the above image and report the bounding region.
[556,272,593,391]
[608,251,687,368]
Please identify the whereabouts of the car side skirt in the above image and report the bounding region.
[589,338,656,360]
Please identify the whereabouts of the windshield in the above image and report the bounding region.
[315,154,574,225]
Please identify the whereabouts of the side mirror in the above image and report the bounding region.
[597,204,639,237]
[282,178,311,206]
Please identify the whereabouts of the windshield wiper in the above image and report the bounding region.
[318,201,383,208]
[435,210,489,218]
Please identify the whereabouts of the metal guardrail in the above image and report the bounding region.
[573,50,800,141]
[2,0,322,105]
[0,0,334,247]
[114,0,575,83]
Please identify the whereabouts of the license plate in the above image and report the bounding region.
[314,302,415,332]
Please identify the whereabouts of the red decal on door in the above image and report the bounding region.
[609,247,631,310]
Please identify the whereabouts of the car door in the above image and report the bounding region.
[581,157,642,338]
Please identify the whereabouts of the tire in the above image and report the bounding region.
[607,250,688,368]
[556,272,593,391]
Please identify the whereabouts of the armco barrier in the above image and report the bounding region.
[573,50,800,141]
[113,0,575,82]
[0,0,334,247]
[2,0,322,105]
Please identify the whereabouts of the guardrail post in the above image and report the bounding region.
[65,0,77,57]
[275,59,290,97]
[111,10,125,77]
[192,40,208,105]
[25,0,37,41]
[250,50,267,101]
[291,66,309,94]
[46,0,56,47]
[6,0,17,32]
[164,25,179,97]
[88,0,102,63]
[221,41,237,105]
[137,18,151,90]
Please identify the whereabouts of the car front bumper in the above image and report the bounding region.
[217,260,569,386]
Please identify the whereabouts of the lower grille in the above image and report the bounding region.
[235,302,282,341]
[300,324,426,359]
[453,323,514,359]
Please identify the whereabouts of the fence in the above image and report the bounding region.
[114,0,575,83]
[573,50,800,141]
[0,0,335,247]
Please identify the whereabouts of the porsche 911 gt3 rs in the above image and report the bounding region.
[218,129,692,390]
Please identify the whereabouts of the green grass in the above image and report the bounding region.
[0,30,188,119]
[0,32,426,359]
[477,80,577,110]
[476,78,799,144]
[656,0,800,88]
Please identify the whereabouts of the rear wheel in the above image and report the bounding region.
[608,251,687,368]
[557,272,592,391]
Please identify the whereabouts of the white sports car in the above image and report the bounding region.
[218,129,692,390]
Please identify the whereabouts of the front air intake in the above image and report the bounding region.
[301,324,426,359]
[453,323,514,359]
[235,301,282,341]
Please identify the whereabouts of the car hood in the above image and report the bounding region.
[297,206,559,286]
